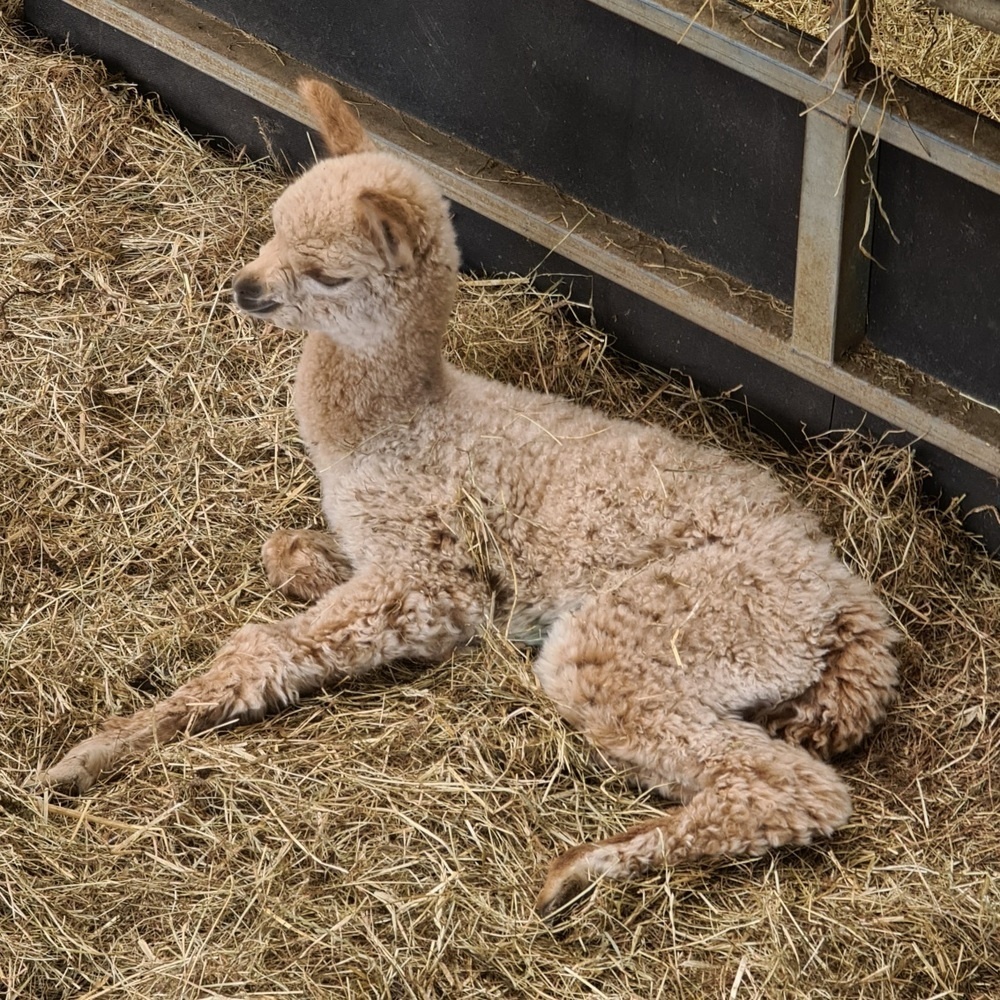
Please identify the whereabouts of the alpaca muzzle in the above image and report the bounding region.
[232,275,280,315]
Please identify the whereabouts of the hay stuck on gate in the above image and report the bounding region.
[1,5,998,999]
[734,0,1000,124]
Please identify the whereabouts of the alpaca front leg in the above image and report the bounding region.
[30,570,484,794]
[28,620,305,794]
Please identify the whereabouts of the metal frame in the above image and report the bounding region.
[792,0,874,363]
[30,0,1000,478]
[792,109,874,363]
[587,0,1000,197]
[930,0,1000,34]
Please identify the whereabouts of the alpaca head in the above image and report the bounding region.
[232,80,459,354]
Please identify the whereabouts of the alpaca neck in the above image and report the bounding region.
[294,325,447,456]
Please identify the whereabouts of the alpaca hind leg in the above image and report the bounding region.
[262,527,353,602]
[535,721,852,917]
[30,568,483,794]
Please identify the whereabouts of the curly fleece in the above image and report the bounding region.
[33,80,899,916]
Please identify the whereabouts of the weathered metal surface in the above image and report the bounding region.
[927,0,1000,33]
[793,0,875,365]
[868,142,1000,412]
[174,0,808,302]
[825,0,873,82]
[583,0,1000,198]
[792,111,874,362]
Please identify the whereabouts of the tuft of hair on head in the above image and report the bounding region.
[297,78,375,158]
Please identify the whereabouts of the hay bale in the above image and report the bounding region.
[1,5,998,998]
[737,0,830,38]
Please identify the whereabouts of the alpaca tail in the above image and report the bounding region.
[756,603,900,759]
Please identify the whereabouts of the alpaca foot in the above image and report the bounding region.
[26,747,104,795]
[535,843,603,918]
[262,528,352,602]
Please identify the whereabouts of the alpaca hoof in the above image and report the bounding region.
[534,845,596,919]
[26,756,97,796]
[262,528,347,602]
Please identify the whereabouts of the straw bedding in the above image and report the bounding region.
[1,7,998,999]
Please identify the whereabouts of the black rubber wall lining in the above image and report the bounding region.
[185,0,805,304]
[869,145,1000,410]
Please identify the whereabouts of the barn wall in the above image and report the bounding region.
[181,0,806,304]
[868,146,1000,411]
[22,0,1000,550]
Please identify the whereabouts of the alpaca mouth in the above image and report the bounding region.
[235,294,281,316]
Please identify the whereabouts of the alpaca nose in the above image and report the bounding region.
[232,274,279,314]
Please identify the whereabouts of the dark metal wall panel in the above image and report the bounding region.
[186,0,805,303]
[868,144,1000,410]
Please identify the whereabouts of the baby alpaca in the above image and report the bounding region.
[32,80,898,916]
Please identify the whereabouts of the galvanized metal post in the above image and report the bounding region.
[791,0,876,363]
[825,0,872,83]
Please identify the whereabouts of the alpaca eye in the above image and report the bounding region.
[306,270,350,288]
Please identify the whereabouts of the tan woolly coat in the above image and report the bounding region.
[34,80,898,916]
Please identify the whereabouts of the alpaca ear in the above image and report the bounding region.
[356,190,425,270]
[297,78,374,157]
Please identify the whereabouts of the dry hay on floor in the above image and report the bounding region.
[734,0,1000,124]
[1,8,998,1000]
